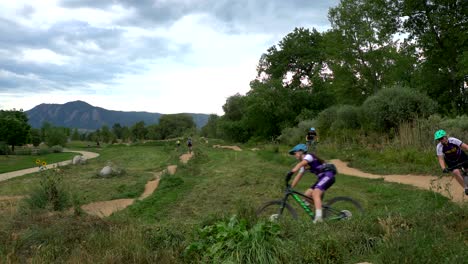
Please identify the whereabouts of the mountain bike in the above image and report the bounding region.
[257,174,363,222]
[446,160,468,195]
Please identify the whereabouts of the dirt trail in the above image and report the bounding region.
[330,159,466,203]
[180,152,194,163]
[81,152,192,218]
[212,145,242,151]
[0,150,100,182]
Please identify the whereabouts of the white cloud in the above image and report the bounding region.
[0,1,338,115]
[20,48,71,65]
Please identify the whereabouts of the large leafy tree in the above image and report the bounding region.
[131,121,148,141]
[257,27,327,90]
[218,94,250,142]
[0,110,31,152]
[400,0,468,115]
[326,0,403,104]
[158,114,195,139]
[201,114,220,138]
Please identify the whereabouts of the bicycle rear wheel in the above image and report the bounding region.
[323,196,363,220]
[256,200,298,222]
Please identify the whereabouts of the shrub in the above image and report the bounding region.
[51,145,63,153]
[361,86,437,132]
[316,106,339,135]
[332,105,361,130]
[184,215,288,263]
[37,148,51,155]
[25,167,71,211]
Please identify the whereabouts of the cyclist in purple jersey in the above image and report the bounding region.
[434,129,468,195]
[286,143,336,223]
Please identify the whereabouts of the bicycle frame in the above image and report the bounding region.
[279,186,315,220]
[278,186,345,221]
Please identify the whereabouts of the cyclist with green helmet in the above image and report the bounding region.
[434,129,468,195]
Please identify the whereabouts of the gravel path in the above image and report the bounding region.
[330,159,466,203]
[0,150,100,182]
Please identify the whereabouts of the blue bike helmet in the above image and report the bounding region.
[309,127,315,131]
[289,143,308,155]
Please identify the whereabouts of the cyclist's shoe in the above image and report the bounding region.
[313,218,323,224]
[269,214,280,222]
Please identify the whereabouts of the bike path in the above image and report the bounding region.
[330,159,466,203]
[0,150,99,182]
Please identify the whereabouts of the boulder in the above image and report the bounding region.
[99,166,113,177]
[72,155,87,165]
[72,155,82,165]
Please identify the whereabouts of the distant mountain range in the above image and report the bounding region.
[25,100,210,130]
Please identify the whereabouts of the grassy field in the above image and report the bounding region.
[0,143,180,202]
[0,141,466,263]
[0,152,77,173]
[317,142,441,175]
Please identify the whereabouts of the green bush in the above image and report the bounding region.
[45,129,67,147]
[37,148,51,155]
[332,105,361,130]
[361,86,437,132]
[440,115,468,140]
[184,215,288,263]
[316,106,339,135]
[25,168,71,211]
[51,145,63,153]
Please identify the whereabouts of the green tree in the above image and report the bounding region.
[121,126,131,142]
[158,114,195,139]
[146,124,162,140]
[112,123,123,139]
[0,110,31,152]
[326,0,402,104]
[30,128,42,147]
[201,114,220,138]
[257,27,327,89]
[401,0,468,115]
[45,127,67,147]
[71,128,80,141]
[101,125,112,143]
[131,121,147,141]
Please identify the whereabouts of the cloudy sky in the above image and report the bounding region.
[0,0,339,115]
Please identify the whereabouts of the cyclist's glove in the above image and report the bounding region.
[442,168,450,173]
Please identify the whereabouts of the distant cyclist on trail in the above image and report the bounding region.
[286,143,337,223]
[305,127,318,152]
[434,129,468,195]
[187,137,193,153]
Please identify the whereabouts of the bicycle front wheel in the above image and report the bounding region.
[323,196,363,220]
[256,200,298,222]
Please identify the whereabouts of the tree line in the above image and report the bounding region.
[202,0,467,143]
[0,110,196,154]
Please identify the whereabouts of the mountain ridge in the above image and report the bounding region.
[25,100,210,130]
